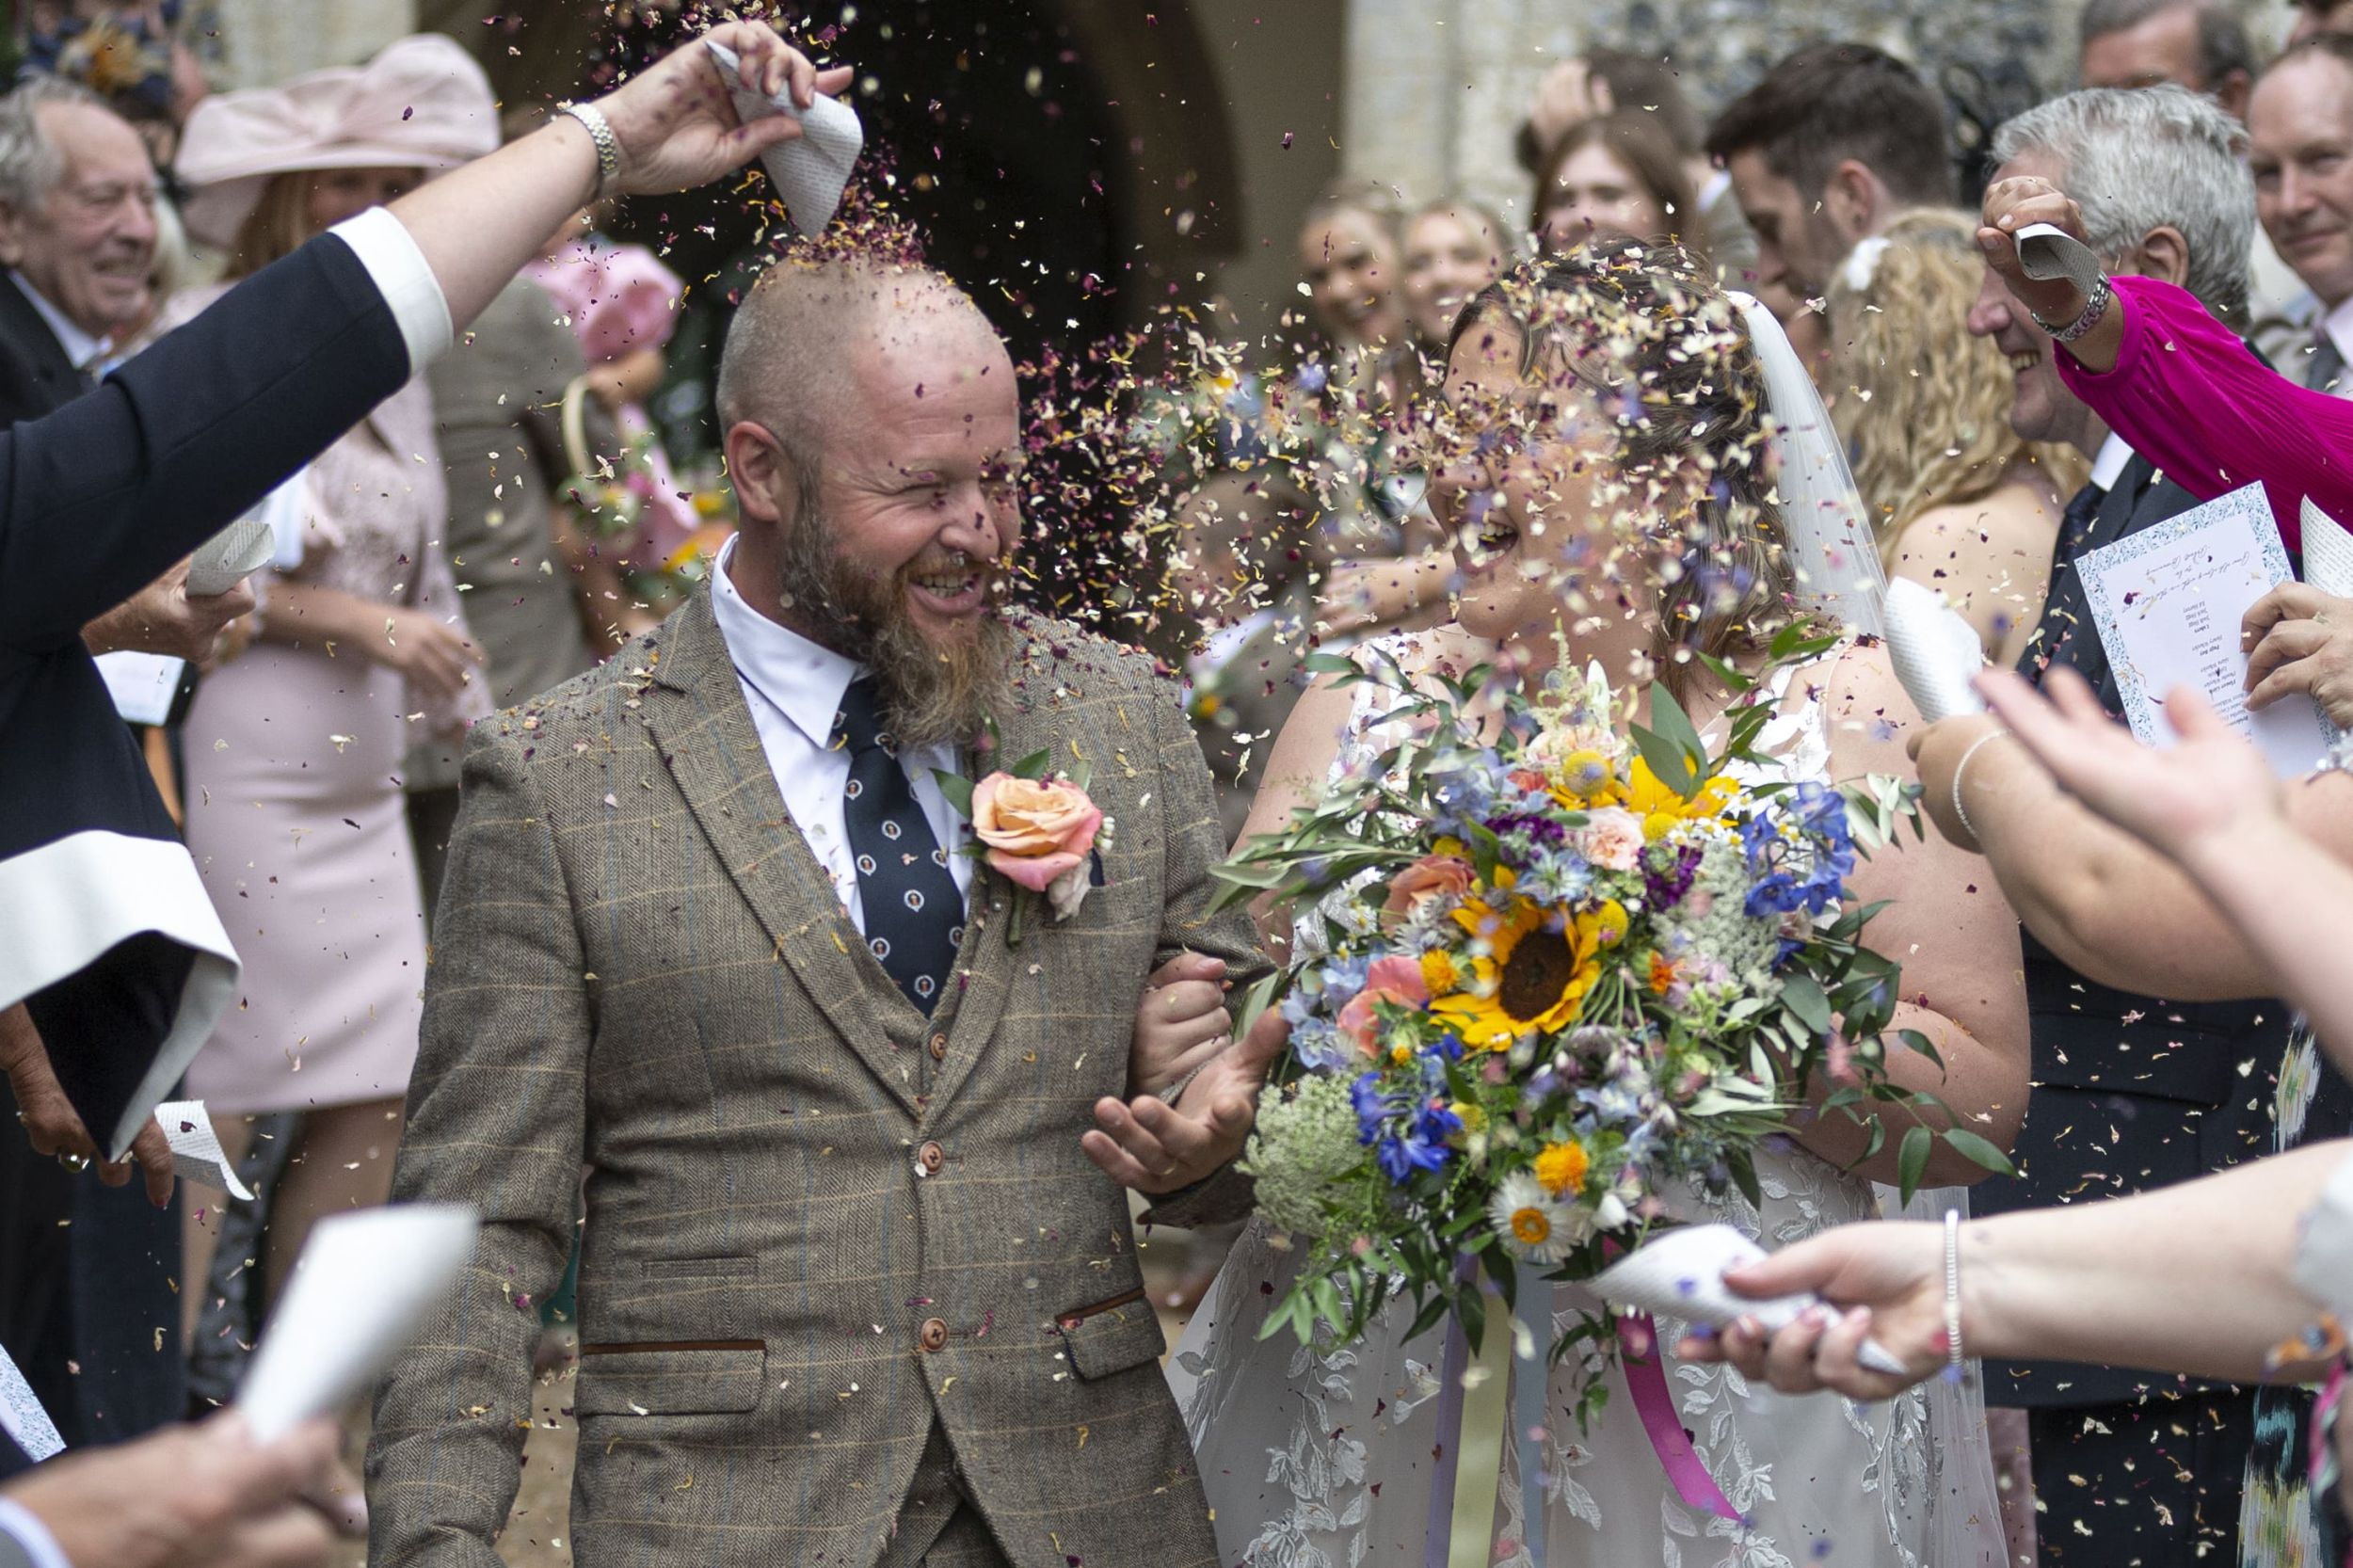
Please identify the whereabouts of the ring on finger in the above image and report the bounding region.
[56,1152,88,1173]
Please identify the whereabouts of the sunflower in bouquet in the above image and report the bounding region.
[1216,630,2007,1411]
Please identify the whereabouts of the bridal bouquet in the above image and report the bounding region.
[1217,631,2004,1412]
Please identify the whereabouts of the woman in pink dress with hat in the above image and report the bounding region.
[165,34,496,1319]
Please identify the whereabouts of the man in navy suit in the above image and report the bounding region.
[0,24,850,1566]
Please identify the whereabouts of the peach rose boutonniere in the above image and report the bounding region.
[935,746,1111,945]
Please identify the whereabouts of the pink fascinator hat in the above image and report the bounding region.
[175,34,498,248]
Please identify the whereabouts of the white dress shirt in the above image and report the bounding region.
[2318,293,2353,400]
[327,205,453,374]
[8,274,104,375]
[2088,430,2137,495]
[707,537,973,932]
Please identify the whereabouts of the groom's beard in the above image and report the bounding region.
[776,508,1016,754]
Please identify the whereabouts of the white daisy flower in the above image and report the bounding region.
[1489,1170,1581,1265]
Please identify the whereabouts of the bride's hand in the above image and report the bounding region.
[1083,1008,1285,1195]
[1127,952,1232,1099]
[1674,1222,1948,1400]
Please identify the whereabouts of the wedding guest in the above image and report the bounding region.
[1,1411,349,1568]
[1399,196,1507,355]
[2295,0,2353,44]
[2250,37,2353,393]
[1907,657,2353,1003]
[0,16,857,1486]
[527,206,705,583]
[1976,163,2353,546]
[1295,180,1405,358]
[0,72,213,1454]
[1532,112,1696,255]
[1692,672,2353,1544]
[1961,82,2353,1565]
[2080,0,2255,120]
[367,254,1280,1568]
[2078,0,2314,362]
[1512,47,1759,280]
[2247,582,2353,724]
[1706,42,1956,366]
[1825,209,2086,654]
[167,34,495,1328]
[405,206,616,903]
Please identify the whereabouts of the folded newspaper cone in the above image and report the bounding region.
[152,1098,253,1199]
[705,38,864,234]
[2012,222,2105,296]
[2303,498,2353,600]
[185,516,274,598]
[1883,576,1986,722]
[236,1204,477,1442]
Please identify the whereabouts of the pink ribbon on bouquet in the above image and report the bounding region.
[1621,1312,1745,1523]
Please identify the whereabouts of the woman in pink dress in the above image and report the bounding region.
[167,35,496,1314]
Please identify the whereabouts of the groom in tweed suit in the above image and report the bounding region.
[366,260,1276,1568]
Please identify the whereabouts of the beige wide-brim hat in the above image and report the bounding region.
[175,33,499,248]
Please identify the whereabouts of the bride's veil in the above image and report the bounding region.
[1734,289,2006,1567]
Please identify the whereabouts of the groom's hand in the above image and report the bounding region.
[1084,1008,1286,1194]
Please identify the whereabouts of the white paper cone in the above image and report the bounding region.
[185,516,274,597]
[1883,577,1987,723]
[705,39,864,235]
[236,1204,478,1442]
[1590,1224,1819,1333]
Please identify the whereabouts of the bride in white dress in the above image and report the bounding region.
[1171,243,2029,1567]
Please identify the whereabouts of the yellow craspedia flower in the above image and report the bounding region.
[1587,900,1630,949]
[1534,1140,1590,1195]
[1390,1044,1415,1065]
[1556,747,1612,798]
[1420,949,1462,998]
[1433,835,1466,857]
[1451,1101,1487,1135]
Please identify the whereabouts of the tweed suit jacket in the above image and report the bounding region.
[367,588,1267,1568]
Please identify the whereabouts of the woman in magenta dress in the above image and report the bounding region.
[167,35,496,1315]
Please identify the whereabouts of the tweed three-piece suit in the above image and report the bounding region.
[366,590,1266,1567]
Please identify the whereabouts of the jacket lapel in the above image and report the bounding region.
[923,648,1064,1114]
[642,593,923,1114]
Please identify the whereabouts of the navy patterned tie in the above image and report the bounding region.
[836,676,964,1012]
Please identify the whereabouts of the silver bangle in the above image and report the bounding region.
[1948,728,2009,845]
[557,102,621,200]
[2030,274,2113,344]
[1943,1208,1966,1384]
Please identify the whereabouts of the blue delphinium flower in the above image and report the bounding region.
[1741,782,1852,920]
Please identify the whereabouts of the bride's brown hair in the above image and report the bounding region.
[1443,239,1800,698]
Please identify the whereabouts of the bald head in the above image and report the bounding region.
[716,257,1004,468]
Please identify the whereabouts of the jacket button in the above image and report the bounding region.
[928,1033,948,1062]
[919,1317,950,1352]
[918,1141,946,1175]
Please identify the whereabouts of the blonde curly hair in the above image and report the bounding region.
[1825,210,2088,565]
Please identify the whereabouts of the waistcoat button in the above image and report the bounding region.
[917,1141,946,1175]
[919,1317,950,1352]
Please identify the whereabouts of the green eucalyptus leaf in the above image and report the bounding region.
[1896,1124,1931,1205]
